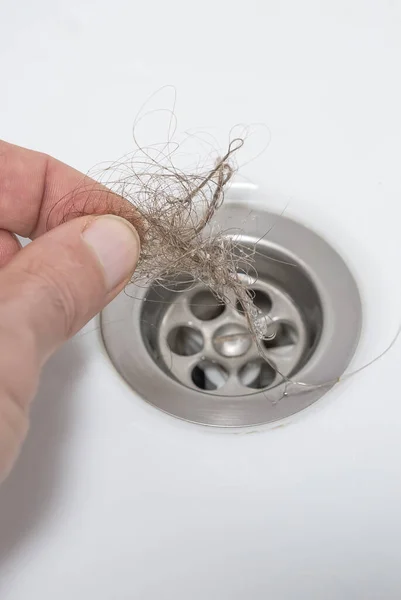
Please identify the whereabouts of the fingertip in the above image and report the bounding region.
[82,215,141,292]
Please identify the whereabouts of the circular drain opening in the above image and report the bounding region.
[239,360,276,389]
[101,199,362,427]
[167,326,203,356]
[189,290,225,321]
[192,361,228,390]
[236,289,272,315]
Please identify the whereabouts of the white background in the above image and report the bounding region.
[0,0,401,598]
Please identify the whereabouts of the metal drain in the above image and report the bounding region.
[101,199,362,426]
[154,277,308,395]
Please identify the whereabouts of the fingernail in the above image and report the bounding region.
[82,215,140,291]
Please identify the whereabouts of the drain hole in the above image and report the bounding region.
[263,321,298,348]
[239,360,276,389]
[252,289,273,313]
[167,326,204,356]
[190,290,225,321]
[236,289,272,314]
[192,361,228,390]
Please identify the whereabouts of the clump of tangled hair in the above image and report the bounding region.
[96,136,273,345]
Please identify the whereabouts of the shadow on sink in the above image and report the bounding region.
[0,341,87,575]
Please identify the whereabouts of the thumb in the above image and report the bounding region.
[0,215,140,480]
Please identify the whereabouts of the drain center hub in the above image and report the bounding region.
[213,324,252,357]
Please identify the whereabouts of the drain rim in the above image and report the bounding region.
[101,199,362,427]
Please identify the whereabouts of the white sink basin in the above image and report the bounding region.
[0,1,400,598]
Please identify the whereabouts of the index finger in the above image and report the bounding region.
[0,140,143,240]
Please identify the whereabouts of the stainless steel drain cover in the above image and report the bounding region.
[101,200,362,426]
[152,275,309,396]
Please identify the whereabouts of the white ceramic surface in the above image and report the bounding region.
[0,1,400,598]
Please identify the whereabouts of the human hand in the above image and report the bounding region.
[0,141,141,483]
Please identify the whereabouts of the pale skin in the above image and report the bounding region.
[0,141,141,483]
